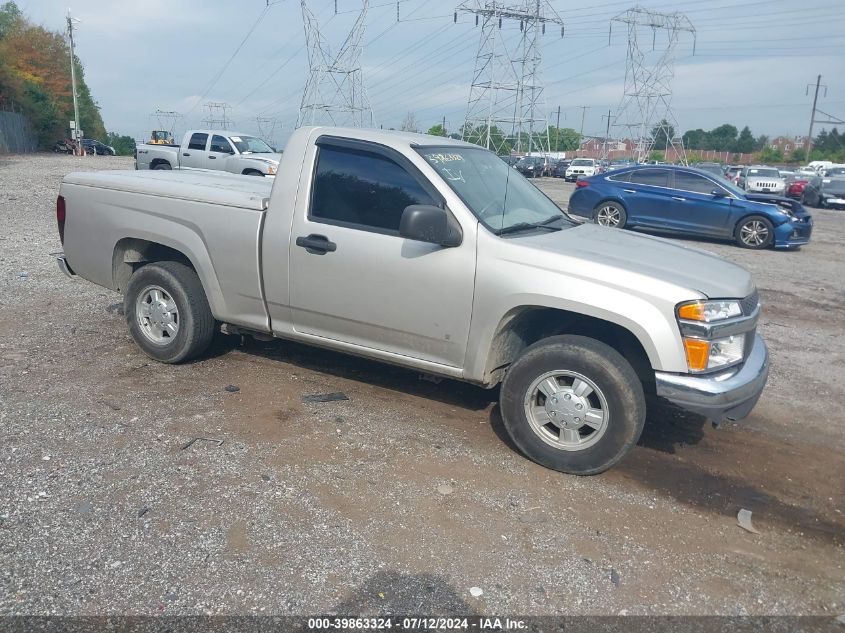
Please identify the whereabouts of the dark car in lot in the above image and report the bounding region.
[567,165,813,249]
[80,139,116,156]
[551,159,571,177]
[515,155,548,178]
[802,176,845,209]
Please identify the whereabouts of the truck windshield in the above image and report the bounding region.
[229,135,275,154]
[417,147,573,233]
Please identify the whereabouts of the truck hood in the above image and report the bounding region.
[241,153,282,165]
[503,222,755,300]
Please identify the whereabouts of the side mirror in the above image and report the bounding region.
[399,205,461,247]
[711,189,728,197]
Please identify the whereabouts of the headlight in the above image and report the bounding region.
[677,300,742,322]
[266,165,276,175]
[683,335,745,372]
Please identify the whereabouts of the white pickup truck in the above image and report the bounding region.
[135,129,281,177]
[55,127,769,475]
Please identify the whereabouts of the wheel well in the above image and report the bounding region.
[150,158,171,169]
[484,306,654,391]
[242,168,264,176]
[112,238,194,292]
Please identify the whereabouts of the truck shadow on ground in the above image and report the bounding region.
[292,571,476,626]
[219,334,843,545]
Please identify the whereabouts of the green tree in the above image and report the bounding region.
[650,119,675,149]
[648,150,665,163]
[0,1,104,148]
[708,124,738,151]
[0,1,21,38]
[754,134,769,151]
[759,147,783,163]
[426,123,446,137]
[790,147,806,163]
[106,132,135,156]
[547,126,580,151]
[682,128,707,150]
[733,126,754,153]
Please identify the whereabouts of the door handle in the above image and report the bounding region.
[623,189,636,193]
[672,196,686,202]
[183,152,191,156]
[209,155,216,159]
[295,234,337,255]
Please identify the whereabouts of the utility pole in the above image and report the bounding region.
[601,108,611,159]
[555,105,560,152]
[806,74,823,160]
[443,115,447,135]
[577,105,587,156]
[66,10,82,156]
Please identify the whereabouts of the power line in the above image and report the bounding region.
[185,4,274,117]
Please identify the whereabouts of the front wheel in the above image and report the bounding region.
[735,215,774,249]
[500,335,646,475]
[124,261,216,363]
[594,201,627,228]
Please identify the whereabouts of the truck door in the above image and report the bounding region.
[208,134,235,171]
[181,132,208,170]
[288,138,476,369]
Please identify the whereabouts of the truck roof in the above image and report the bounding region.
[300,126,479,150]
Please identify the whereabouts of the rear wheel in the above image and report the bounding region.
[124,261,215,363]
[735,215,774,249]
[153,162,172,170]
[499,335,646,475]
[594,201,627,228]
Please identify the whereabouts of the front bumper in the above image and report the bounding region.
[773,215,813,248]
[655,335,769,423]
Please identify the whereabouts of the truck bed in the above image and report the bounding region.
[63,169,273,211]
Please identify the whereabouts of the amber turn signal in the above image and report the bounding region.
[683,338,710,371]
[677,302,705,321]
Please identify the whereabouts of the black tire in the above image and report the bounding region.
[500,335,646,475]
[153,162,172,170]
[593,200,628,228]
[734,215,774,249]
[124,261,215,364]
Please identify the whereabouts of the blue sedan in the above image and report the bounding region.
[567,165,813,249]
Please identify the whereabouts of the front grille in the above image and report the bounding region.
[740,290,759,316]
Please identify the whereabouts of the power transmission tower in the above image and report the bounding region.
[297,0,373,128]
[202,102,234,130]
[151,109,182,139]
[457,0,564,156]
[604,6,695,164]
[256,116,279,147]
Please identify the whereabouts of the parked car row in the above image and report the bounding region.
[53,138,116,156]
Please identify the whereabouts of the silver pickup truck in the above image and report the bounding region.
[135,129,281,177]
[56,127,769,475]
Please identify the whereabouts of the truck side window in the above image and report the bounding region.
[210,135,232,153]
[311,145,436,233]
[188,133,208,151]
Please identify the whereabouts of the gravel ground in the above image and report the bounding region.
[0,153,843,617]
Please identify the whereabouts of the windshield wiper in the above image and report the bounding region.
[494,215,564,236]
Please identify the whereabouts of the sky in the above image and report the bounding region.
[16,0,845,146]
